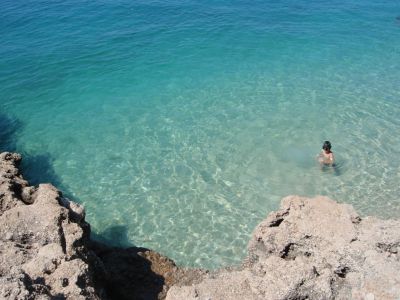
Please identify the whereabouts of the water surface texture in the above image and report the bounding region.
[1,0,400,268]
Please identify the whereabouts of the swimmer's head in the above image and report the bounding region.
[322,141,332,151]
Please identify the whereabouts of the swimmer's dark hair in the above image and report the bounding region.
[322,141,332,151]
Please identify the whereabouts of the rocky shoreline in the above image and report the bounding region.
[1,152,399,299]
[0,152,203,300]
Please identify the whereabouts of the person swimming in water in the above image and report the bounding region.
[318,141,335,166]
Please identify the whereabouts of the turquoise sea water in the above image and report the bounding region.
[1,0,400,268]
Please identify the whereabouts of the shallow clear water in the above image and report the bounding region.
[1,0,400,268]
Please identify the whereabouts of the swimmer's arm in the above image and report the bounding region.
[329,153,335,164]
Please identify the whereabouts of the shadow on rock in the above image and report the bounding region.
[90,226,171,299]
[90,241,169,300]
[90,225,205,300]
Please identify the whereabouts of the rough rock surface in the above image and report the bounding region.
[0,152,200,300]
[167,196,400,300]
[2,151,400,300]
[0,152,105,299]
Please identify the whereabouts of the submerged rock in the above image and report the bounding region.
[167,195,400,300]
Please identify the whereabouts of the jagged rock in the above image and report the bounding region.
[0,152,103,300]
[0,152,199,300]
[2,151,400,300]
[167,196,400,300]
[0,152,27,214]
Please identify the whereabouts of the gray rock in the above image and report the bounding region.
[2,151,400,300]
[0,152,103,300]
[167,196,400,300]
[0,152,199,300]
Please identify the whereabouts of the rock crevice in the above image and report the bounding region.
[0,153,202,300]
[167,197,400,299]
[1,152,399,300]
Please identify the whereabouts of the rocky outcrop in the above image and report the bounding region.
[167,196,400,300]
[0,152,108,299]
[1,151,400,300]
[0,152,201,300]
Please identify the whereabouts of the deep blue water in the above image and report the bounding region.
[1,0,400,268]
